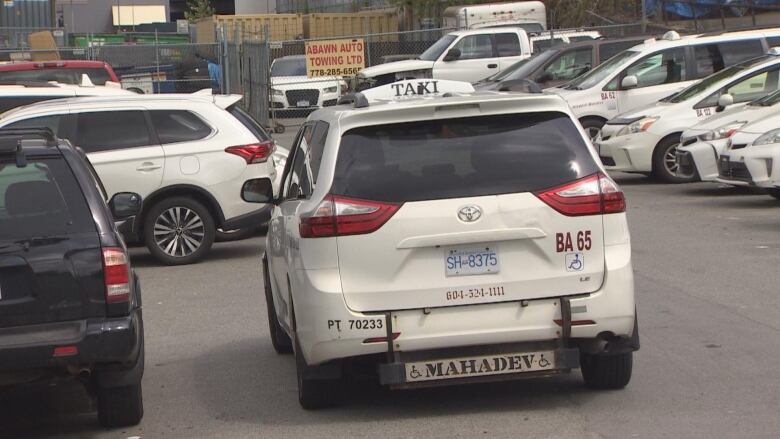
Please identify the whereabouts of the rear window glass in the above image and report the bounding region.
[228,105,271,142]
[0,68,112,85]
[0,158,95,240]
[332,112,598,203]
[150,110,212,144]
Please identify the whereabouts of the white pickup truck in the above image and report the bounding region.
[354,28,532,90]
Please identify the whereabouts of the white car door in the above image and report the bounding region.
[433,34,500,82]
[614,47,692,115]
[495,32,527,70]
[74,109,165,200]
[270,124,315,329]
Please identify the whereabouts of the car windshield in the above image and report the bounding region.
[419,35,458,61]
[271,58,306,77]
[0,68,111,85]
[749,88,780,106]
[485,50,559,83]
[565,50,638,90]
[663,55,770,103]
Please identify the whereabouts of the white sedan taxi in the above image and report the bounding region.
[242,78,638,409]
[597,51,780,182]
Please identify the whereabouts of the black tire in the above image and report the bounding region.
[579,117,606,141]
[767,188,780,200]
[215,226,259,242]
[263,256,292,354]
[652,135,697,183]
[295,336,343,410]
[97,382,144,428]
[580,351,633,390]
[143,197,216,265]
[274,125,286,134]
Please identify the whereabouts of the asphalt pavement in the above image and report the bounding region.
[3,171,780,438]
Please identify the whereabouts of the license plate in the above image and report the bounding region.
[445,246,499,277]
[405,350,555,383]
[296,100,310,107]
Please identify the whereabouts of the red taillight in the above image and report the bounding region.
[363,332,401,344]
[299,195,401,238]
[535,172,625,216]
[225,141,275,164]
[103,247,130,304]
[53,346,78,357]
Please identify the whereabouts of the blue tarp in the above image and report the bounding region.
[645,0,780,19]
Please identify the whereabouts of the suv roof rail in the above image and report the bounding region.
[0,80,59,88]
[337,92,370,108]
[0,127,58,146]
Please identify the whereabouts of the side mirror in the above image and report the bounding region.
[716,93,734,112]
[241,178,276,204]
[109,192,142,220]
[621,75,638,89]
[443,48,461,62]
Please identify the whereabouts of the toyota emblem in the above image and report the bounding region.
[457,205,482,223]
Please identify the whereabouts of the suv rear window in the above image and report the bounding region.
[0,158,95,240]
[228,105,271,142]
[332,112,599,203]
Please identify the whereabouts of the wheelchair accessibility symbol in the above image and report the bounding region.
[565,253,584,272]
[408,365,423,380]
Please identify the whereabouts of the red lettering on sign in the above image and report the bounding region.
[556,231,592,252]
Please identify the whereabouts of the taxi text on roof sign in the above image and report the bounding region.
[305,38,366,78]
[361,79,476,102]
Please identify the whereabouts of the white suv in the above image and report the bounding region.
[0,93,278,265]
[242,79,638,409]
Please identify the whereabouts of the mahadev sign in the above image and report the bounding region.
[305,38,365,78]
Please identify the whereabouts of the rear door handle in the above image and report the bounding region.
[136,162,161,172]
[487,63,498,69]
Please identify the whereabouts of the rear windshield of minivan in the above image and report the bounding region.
[332,112,599,203]
[0,158,95,240]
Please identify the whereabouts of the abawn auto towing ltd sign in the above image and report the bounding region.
[305,38,365,78]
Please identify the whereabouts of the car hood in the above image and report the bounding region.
[607,101,675,124]
[359,60,435,78]
[271,75,343,88]
[694,103,778,133]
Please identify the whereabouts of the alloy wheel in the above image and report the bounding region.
[153,207,205,257]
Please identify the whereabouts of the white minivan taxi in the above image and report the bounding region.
[242,79,638,409]
[548,29,780,138]
[597,50,780,182]
[676,89,780,181]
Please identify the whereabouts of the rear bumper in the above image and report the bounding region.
[288,242,636,366]
[0,308,143,373]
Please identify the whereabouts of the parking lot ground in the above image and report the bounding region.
[3,174,780,439]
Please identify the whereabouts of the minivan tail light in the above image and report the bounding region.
[102,248,130,303]
[299,195,401,238]
[225,141,275,164]
[535,172,625,216]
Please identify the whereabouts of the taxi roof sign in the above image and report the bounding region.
[361,79,475,102]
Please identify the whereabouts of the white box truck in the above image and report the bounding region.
[443,1,547,33]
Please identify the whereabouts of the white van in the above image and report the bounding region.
[244,79,638,409]
[548,29,780,138]
[443,1,547,32]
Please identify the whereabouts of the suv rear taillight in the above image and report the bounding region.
[535,172,625,216]
[225,140,275,164]
[102,248,130,303]
[299,195,400,238]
